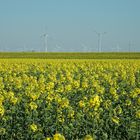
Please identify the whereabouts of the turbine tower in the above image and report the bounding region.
[42,33,48,52]
[94,30,106,52]
[116,44,120,52]
[55,44,61,52]
[81,43,89,52]
[128,41,134,52]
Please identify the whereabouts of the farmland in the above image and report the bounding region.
[0,58,140,139]
[0,52,140,59]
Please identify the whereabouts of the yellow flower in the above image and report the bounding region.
[0,95,4,104]
[137,98,140,105]
[112,116,119,124]
[125,99,131,106]
[45,137,51,140]
[46,82,54,90]
[7,91,14,98]
[46,95,54,102]
[130,88,140,98]
[104,100,111,109]
[68,110,75,118]
[65,84,72,91]
[114,105,122,115]
[60,98,69,108]
[73,80,80,88]
[110,87,116,95]
[98,86,105,94]
[82,82,88,88]
[79,100,85,108]
[136,110,140,118]
[30,123,37,132]
[30,93,40,101]
[84,135,93,140]
[0,106,4,116]
[53,133,65,140]
[29,102,38,110]
[10,97,18,105]
[58,116,65,123]
[89,95,101,110]
[113,94,119,101]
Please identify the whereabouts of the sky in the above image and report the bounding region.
[0,0,140,52]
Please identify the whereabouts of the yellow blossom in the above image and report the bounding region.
[60,98,69,108]
[130,88,140,98]
[82,82,88,88]
[30,93,40,101]
[135,110,140,118]
[10,97,18,105]
[84,135,93,140]
[0,95,4,104]
[58,116,65,123]
[79,100,85,108]
[104,100,112,109]
[7,91,14,98]
[112,116,120,124]
[137,98,140,105]
[73,80,80,88]
[89,95,101,109]
[30,123,37,132]
[65,84,72,91]
[125,99,131,106]
[110,87,116,95]
[29,102,38,110]
[53,133,65,140]
[68,110,75,118]
[0,106,4,116]
[114,105,122,115]
[45,137,51,140]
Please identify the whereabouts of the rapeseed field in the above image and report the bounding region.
[0,59,140,139]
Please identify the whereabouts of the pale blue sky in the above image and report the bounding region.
[0,0,140,52]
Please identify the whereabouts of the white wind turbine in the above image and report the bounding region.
[54,39,65,52]
[41,33,48,52]
[81,43,89,52]
[94,30,106,52]
[55,44,61,52]
[128,41,135,52]
[116,44,121,52]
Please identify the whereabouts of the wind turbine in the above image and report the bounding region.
[94,30,106,52]
[41,33,48,52]
[55,44,61,52]
[53,38,64,52]
[116,44,121,52]
[81,43,89,52]
[128,41,135,52]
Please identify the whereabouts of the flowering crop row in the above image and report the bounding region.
[0,59,140,140]
[0,52,140,59]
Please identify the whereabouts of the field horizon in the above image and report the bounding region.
[0,52,140,59]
